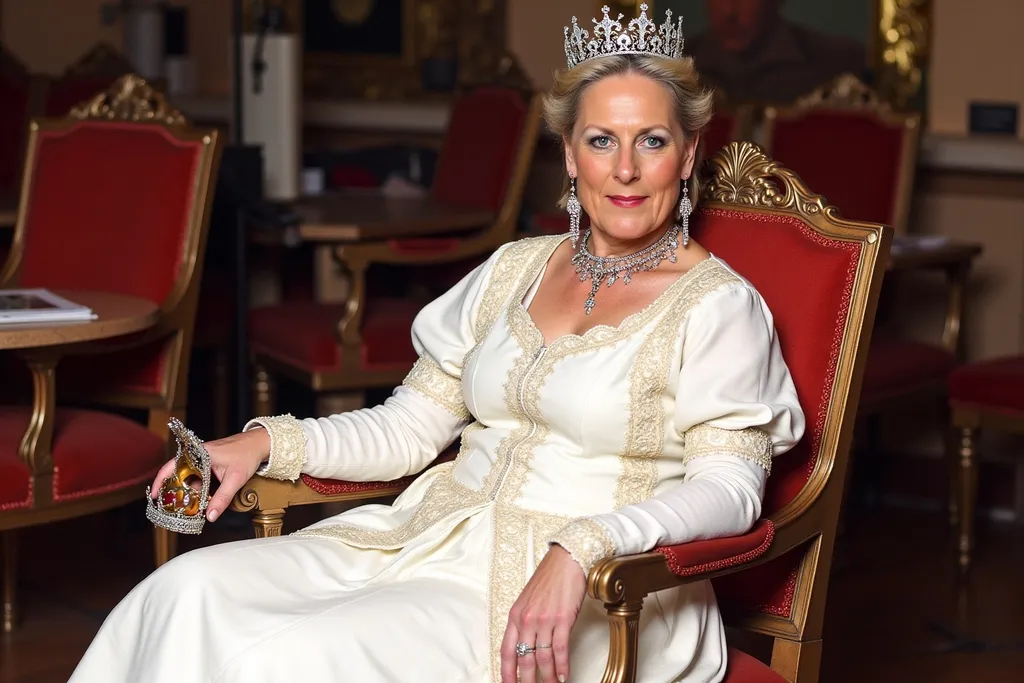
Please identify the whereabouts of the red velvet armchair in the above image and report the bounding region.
[0,75,222,631]
[248,87,542,412]
[233,142,890,681]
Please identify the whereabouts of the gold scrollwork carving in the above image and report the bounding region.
[69,73,188,126]
[702,141,837,220]
[877,0,931,109]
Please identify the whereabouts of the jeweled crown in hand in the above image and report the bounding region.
[564,3,684,69]
[145,418,212,535]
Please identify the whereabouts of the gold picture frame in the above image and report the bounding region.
[654,0,930,110]
[263,0,510,101]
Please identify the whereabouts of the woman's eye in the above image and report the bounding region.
[641,136,665,148]
[590,135,611,148]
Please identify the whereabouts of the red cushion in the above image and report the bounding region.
[768,109,909,227]
[724,647,785,683]
[0,407,165,502]
[0,437,31,510]
[433,88,528,211]
[655,520,774,577]
[949,355,1024,416]
[249,298,422,372]
[862,337,957,403]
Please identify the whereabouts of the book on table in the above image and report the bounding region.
[0,289,96,324]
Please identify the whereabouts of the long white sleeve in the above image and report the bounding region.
[245,245,510,482]
[551,282,805,573]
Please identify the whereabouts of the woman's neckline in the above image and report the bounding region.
[517,235,718,348]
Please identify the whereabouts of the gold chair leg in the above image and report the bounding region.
[253,509,285,537]
[957,426,979,571]
[600,600,643,683]
[2,531,17,633]
[770,638,823,683]
[252,364,275,418]
[212,348,230,438]
[153,527,178,568]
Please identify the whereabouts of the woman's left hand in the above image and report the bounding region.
[500,545,587,683]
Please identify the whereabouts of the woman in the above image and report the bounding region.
[71,6,803,683]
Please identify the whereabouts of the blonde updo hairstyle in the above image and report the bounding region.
[543,54,713,211]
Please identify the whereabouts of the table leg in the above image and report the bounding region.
[16,354,57,483]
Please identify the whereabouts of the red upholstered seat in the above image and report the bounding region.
[724,647,786,683]
[949,355,1024,416]
[249,298,423,372]
[0,408,165,504]
[862,337,957,404]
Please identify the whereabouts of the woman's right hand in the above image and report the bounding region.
[149,427,271,522]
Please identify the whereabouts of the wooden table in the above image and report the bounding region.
[254,192,496,245]
[887,235,983,272]
[1,290,159,486]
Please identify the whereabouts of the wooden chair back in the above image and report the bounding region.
[0,75,222,423]
[688,141,889,677]
[762,74,920,232]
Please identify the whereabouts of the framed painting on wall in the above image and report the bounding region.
[658,0,929,108]
[269,0,513,101]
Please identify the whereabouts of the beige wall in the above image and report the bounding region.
[2,0,121,75]
[929,0,1024,138]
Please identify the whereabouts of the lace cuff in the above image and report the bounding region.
[549,518,618,575]
[402,356,471,421]
[244,414,308,481]
[682,424,773,474]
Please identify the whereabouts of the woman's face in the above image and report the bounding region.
[565,73,697,249]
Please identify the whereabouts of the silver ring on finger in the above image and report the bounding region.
[515,642,536,657]
[536,643,552,649]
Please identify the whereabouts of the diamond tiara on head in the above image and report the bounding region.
[564,3,684,69]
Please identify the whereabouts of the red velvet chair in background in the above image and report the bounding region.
[248,87,542,420]
[0,75,222,632]
[233,142,891,681]
[948,356,1024,570]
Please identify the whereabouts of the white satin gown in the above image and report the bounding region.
[69,234,804,683]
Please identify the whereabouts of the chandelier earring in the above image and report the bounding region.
[677,182,692,247]
[567,175,582,248]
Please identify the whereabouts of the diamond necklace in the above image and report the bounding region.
[571,225,682,315]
